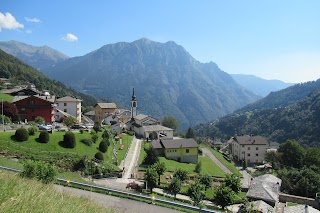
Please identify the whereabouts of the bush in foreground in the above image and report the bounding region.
[81,138,92,146]
[20,160,57,184]
[39,131,50,143]
[28,126,38,135]
[94,152,104,161]
[15,128,29,142]
[63,131,76,148]
[99,141,108,153]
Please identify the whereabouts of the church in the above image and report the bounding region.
[111,89,173,139]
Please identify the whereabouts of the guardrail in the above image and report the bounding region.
[0,165,217,213]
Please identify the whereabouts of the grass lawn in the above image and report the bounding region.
[0,93,13,102]
[159,156,227,177]
[203,145,242,177]
[0,156,23,169]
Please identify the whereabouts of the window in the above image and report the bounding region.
[242,145,245,148]
[247,153,250,157]
[56,103,59,106]
[242,151,245,154]
[64,109,67,112]
[21,108,25,111]
[248,147,251,150]
[256,147,259,150]
[186,149,189,153]
[64,103,67,106]
[29,100,34,105]
[256,154,258,156]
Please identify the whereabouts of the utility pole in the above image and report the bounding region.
[1,98,4,132]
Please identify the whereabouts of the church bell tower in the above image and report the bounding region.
[131,88,137,119]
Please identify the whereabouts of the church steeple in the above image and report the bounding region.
[131,88,137,119]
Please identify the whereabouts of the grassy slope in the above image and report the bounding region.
[0,170,113,213]
[0,130,132,166]
[0,93,13,102]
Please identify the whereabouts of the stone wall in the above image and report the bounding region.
[279,193,319,210]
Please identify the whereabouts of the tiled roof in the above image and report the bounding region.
[152,138,199,149]
[56,96,81,102]
[133,114,149,121]
[142,125,173,132]
[248,200,274,213]
[247,174,282,204]
[232,135,268,145]
[84,110,95,116]
[12,95,55,103]
[95,103,117,109]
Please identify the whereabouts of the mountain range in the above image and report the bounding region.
[0,40,69,71]
[195,79,320,147]
[42,38,263,129]
[0,39,294,129]
[231,74,294,97]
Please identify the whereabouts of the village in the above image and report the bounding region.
[1,82,319,213]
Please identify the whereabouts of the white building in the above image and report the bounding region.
[55,96,82,123]
[230,135,268,164]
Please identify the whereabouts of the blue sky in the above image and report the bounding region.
[1,0,320,83]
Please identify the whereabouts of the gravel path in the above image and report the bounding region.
[201,148,232,174]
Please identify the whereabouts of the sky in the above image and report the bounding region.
[1,0,320,83]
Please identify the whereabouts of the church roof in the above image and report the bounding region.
[142,125,173,132]
[133,114,149,121]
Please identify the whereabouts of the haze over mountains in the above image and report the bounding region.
[0,38,295,129]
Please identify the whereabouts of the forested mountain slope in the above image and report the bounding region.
[0,49,101,106]
[195,88,320,147]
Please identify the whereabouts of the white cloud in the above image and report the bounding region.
[62,33,78,42]
[25,29,32,34]
[25,17,41,23]
[0,12,24,32]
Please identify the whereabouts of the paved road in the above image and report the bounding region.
[54,185,182,213]
[201,148,232,174]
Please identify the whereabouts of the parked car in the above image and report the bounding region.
[71,124,87,130]
[39,125,51,130]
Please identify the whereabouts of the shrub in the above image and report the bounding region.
[28,126,38,135]
[15,128,29,142]
[34,116,45,124]
[81,138,92,146]
[93,121,101,132]
[195,161,202,173]
[39,131,50,143]
[101,138,110,146]
[94,152,104,161]
[99,141,108,153]
[63,131,76,148]
[80,129,84,134]
[20,160,57,184]
[102,130,109,139]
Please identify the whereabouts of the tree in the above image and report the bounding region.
[102,130,109,139]
[224,174,241,193]
[93,121,102,132]
[169,177,181,199]
[152,161,166,185]
[94,152,104,161]
[195,161,202,173]
[0,101,20,122]
[64,116,77,129]
[199,174,213,191]
[186,127,195,138]
[99,141,108,153]
[63,131,76,148]
[14,128,29,142]
[39,131,49,143]
[278,140,305,168]
[304,148,320,168]
[143,145,159,165]
[188,181,205,207]
[144,167,158,193]
[215,185,234,209]
[34,116,45,124]
[162,116,179,130]
[21,160,57,184]
[173,168,188,182]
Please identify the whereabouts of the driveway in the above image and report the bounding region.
[201,148,232,174]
